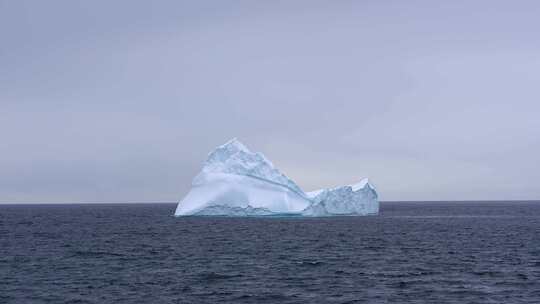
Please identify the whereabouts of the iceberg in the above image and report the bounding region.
[174,139,379,217]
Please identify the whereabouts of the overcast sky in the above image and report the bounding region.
[1,0,539,203]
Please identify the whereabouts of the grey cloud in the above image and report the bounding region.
[1,0,539,202]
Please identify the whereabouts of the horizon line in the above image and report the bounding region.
[1,200,539,205]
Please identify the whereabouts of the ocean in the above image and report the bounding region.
[1,201,539,303]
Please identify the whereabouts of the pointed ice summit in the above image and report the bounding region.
[174,139,379,216]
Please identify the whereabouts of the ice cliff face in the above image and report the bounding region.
[174,139,379,216]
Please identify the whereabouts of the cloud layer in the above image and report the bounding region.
[2,1,539,202]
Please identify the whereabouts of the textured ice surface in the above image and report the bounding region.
[302,183,379,216]
[174,139,378,216]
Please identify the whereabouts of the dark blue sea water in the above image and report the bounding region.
[1,202,540,304]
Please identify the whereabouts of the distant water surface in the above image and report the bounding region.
[1,201,540,303]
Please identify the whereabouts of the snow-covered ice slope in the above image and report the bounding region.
[174,139,378,216]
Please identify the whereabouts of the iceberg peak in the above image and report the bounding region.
[205,138,250,167]
[201,138,304,195]
[350,178,373,191]
[218,138,250,153]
